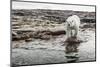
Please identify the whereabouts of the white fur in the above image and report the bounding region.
[65,15,80,38]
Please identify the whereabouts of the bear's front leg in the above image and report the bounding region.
[66,28,71,39]
[74,27,78,38]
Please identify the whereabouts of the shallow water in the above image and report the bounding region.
[12,29,96,66]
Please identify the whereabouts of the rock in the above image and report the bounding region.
[40,35,51,40]
[12,29,66,41]
[12,31,18,36]
[25,38,33,42]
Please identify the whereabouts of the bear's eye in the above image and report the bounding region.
[68,24,70,26]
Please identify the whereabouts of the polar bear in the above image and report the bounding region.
[65,15,80,38]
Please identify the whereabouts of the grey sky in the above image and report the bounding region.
[12,1,95,12]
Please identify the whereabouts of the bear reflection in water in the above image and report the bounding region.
[64,37,82,63]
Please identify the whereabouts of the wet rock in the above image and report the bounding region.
[25,38,33,42]
[40,35,51,40]
[49,30,66,35]
[12,31,18,36]
[12,29,66,41]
